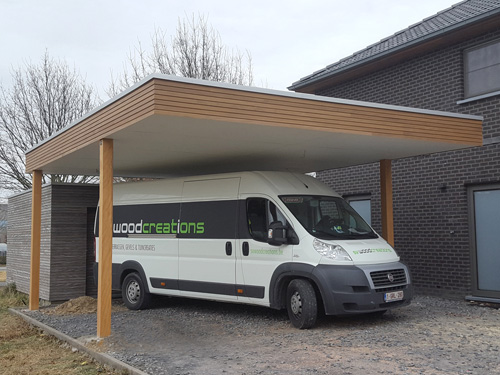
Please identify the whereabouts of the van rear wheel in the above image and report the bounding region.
[286,279,317,329]
[122,272,150,310]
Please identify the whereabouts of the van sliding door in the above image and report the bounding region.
[178,178,240,301]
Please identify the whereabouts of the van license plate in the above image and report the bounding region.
[384,290,404,302]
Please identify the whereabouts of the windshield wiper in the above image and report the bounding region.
[311,229,338,239]
[342,234,378,239]
[312,229,378,240]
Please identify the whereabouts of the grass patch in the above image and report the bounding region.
[0,285,124,375]
[0,270,6,282]
[0,283,27,309]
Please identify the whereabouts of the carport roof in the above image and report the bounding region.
[25,74,483,177]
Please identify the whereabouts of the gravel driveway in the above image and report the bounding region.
[25,295,500,375]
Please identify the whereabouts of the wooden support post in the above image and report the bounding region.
[380,159,394,247]
[29,170,43,310]
[97,139,113,338]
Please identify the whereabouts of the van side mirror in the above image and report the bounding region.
[268,221,288,246]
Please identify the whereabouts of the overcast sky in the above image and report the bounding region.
[1,0,459,95]
[0,0,459,202]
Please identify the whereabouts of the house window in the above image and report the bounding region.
[464,39,500,99]
[345,195,371,226]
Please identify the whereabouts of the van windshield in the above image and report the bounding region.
[280,195,378,240]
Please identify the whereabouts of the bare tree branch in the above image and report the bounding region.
[107,13,253,97]
[0,52,100,191]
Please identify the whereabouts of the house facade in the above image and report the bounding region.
[290,0,500,301]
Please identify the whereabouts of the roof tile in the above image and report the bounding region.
[291,0,500,88]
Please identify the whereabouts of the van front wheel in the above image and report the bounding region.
[122,272,150,310]
[286,279,317,329]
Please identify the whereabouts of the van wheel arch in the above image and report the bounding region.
[119,261,150,294]
[269,263,324,312]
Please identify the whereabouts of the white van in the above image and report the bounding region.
[94,171,412,328]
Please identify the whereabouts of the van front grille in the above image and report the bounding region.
[370,269,407,288]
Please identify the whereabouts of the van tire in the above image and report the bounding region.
[122,272,151,310]
[286,279,317,329]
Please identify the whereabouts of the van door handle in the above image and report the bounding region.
[242,242,249,256]
[225,242,232,256]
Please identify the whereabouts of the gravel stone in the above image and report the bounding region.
[24,295,500,374]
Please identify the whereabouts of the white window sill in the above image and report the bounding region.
[457,90,500,105]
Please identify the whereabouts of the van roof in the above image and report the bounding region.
[113,171,339,205]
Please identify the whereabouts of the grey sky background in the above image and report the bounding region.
[0,0,458,201]
[2,0,458,94]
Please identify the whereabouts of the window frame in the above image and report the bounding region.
[463,38,500,100]
[246,197,290,243]
[467,183,500,300]
[344,194,372,227]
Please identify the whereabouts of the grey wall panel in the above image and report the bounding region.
[7,184,98,302]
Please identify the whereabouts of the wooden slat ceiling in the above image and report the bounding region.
[25,74,483,177]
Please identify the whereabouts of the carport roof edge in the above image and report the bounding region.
[26,74,482,178]
[26,73,482,155]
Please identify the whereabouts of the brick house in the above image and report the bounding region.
[290,0,500,302]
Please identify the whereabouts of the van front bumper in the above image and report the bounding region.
[312,262,413,316]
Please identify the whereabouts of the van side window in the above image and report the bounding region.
[247,198,268,242]
[247,198,289,243]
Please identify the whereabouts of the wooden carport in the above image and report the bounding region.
[24,74,483,337]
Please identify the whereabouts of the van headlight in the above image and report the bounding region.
[313,238,352,261]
